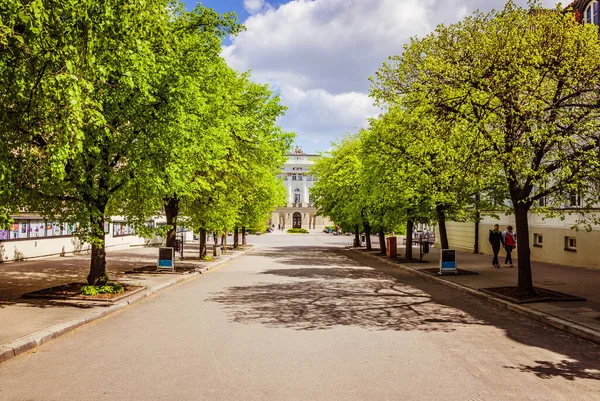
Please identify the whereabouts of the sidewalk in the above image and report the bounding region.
[0,242,251,363]
[353,243,600,344]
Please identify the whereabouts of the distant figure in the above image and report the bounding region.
[489,224,504,269]
[503,226,516,268]
[278,224,281,230]
[424,229,431,239]
[413,229,418,240]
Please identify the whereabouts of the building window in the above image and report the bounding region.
[584,1,599,25]
[533,233,543,247]
[294,188,301,203]
[564,236,577,251]
[569,193,581,207]
[292,174,297,181]
[113,222,134,237]
[29,220,47,238]
[298,174,303,181]
[537,196,546,207]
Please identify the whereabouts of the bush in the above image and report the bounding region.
[81,274,124,296]
[202,255,213,261]
[287,228,309,234]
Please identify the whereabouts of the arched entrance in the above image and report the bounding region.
[293,212,302,229]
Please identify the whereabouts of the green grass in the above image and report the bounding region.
[287,228,309,234]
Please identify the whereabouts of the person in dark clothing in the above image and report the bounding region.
[489,224,504,268]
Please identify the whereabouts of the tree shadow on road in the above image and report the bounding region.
[209,245,600,383]
[250,247,361,268]
[209,259,486,332]
[504,360,600,381]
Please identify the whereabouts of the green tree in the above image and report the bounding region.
[360,120,434,260]
[312,136,366,247]
[6,0,174,284]
[134,4,243,250]
[372,1,600,294]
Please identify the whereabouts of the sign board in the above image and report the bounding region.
[440,249,457,274]
[157,247,174,270]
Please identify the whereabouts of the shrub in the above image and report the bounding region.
[287,228,309,234]
[81,274,124,296]
[202,255,213,261]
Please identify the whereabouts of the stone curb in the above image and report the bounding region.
[349,249,600,346]
[0,246,253,365]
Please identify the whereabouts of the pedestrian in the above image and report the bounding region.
[489,224,504,269]
[278,223,281,230]
[503,225,516,268]
[413,229,418,240]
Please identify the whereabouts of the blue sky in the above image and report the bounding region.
[183,1,247,19]
[178,0,557,154]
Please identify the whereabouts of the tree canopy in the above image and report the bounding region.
[0,1,292,284]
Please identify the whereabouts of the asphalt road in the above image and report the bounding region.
[1,233,599,400]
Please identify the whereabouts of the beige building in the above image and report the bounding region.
[269,147,331,230]
[437,211,600,270]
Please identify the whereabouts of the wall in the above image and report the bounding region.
[479,212,600,269]
[0,216,193,263]
[437,211,600,269]
[439,221,476,252]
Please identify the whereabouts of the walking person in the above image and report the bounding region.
[489,224,504,268]
[503,225,516,268]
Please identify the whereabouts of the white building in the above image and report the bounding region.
[269,147,332,230]
[0,213,192,263]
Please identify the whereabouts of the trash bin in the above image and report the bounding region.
[361,234,366,244]
[386,236,397,258]
[423,241,429,254]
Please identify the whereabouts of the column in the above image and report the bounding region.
[303,179,308,204]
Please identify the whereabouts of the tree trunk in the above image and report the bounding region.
[378,228,386,255]
[234,227,239,249]
[436,205,449,249]
[474,193,480,254]
[199,228,207,258]
[242,226,247,246]
[88,215,106,285]
[364,221,372,251]
[405,220,414,261]
[353,224,360,247]
[514,201,534,295]
[474,213,480,254]
[221,233,226,253]
[164,197,179,248]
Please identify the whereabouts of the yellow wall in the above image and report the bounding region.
[437,221,475,252]
[438,214,600,270]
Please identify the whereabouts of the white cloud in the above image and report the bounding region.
[243,0,272,14]
[224,0,561,152]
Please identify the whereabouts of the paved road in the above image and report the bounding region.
[1,233,599,400]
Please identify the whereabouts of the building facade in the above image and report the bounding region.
[570,0,599,24]
[269,147,332,230]
[0,213,192,263]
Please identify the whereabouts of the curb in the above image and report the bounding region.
[349,249,600,346]
[0,246,253,364]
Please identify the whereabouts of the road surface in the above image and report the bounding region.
[1,232,599,400]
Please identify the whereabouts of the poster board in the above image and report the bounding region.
[157,247,174,270]
[440,249,457,274]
